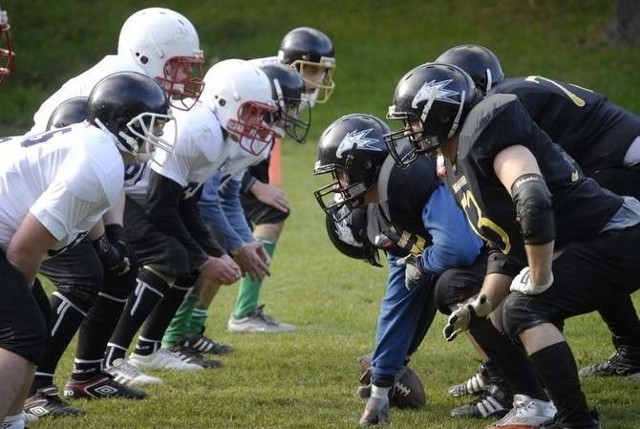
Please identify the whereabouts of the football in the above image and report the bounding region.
[357,353,426,409]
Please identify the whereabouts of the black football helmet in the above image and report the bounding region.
[385,63,477,167]
[314,113,389,220]
[436,44,504,94]
[87,71,174,161]
[0,6,14,86]
[325,205,381,267]
[259,63,311,144]
[46,96,88,130]
[277,27,336,104]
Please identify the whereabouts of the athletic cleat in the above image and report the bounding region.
[227,305,296,333]
[579,351,640,380]
[129,348,203,371]
[63,372,146,400]
[486,394,556,428]
[450,384,512,419]
[24,386,85,418]
[105,358,163,386]
[169,345,223,369]
[177,334,234,355]
[448,362,499,397]
[22,412,39,424]
[539,409,602,429]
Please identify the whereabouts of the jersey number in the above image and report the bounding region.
[460,189,511,254]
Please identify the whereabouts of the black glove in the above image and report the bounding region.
[92,233,129,275]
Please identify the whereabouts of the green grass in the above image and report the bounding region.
[6,0,640,428]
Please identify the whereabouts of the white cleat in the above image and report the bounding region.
[129,348,203,371]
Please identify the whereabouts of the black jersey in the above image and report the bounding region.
[490,76,640,173]
[366,154,439,257]
[444,94,623,266]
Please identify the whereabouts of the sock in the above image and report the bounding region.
[529,342,592,427]
[75,292,127,364]
[104,269,170,366]
[1,414,25,429]
[185,305,208,339]
[162,292,198,348]
[134,277,194,354]
[470,318,547,400]
[133,336,162,356]
[36,292,86,378]
[233,239,276,318]
[70,357,103,382]
[29,372,54,396]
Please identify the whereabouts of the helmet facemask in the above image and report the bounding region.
[0,9,14,86]
[95,111,175,163]
[292,57,336,104]
[160,55,205,111]
[313,164,370,222]
[227,101,277,157]
[271,79,311,143]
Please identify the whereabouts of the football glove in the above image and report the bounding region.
[396,254,427,291]
[510,267,554,295]
[443,294,492,342]
[359,390,391,426]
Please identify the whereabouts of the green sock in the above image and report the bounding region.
[162,292,198,348]
[233,239,276,319]
[186,304,209,338]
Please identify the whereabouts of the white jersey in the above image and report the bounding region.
[31,55,145,133]
[0,124,124,257]
[124,102,230,203]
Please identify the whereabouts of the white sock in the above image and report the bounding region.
[1,414,25,429]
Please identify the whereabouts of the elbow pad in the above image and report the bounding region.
[511,173,555,244]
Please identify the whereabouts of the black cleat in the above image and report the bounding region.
[24,386,85,418]
[63,372,146,400]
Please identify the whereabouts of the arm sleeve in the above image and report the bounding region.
[218,175,255,244]
[199,173,249,253]
[240,169,258,195]
[419,185,484,274]
[145,170,209,267]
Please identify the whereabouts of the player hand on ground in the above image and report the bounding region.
[199,255,242,285]
[359,394,391,426]
[443,294,492,342]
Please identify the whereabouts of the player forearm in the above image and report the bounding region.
[524,241,554,285]
[478,272,512,309]
[7,213,57,285]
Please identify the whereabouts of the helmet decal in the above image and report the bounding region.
[336,128,383,159]
[411,79,458,108]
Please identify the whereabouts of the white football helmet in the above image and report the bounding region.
[0,6,14,86]
[201,59,277,156]
[117,7,204,110]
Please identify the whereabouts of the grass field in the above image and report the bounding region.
[4,1,640,428]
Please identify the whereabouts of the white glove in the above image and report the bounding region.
[442,294,493,342]
[359,386,391,426]
[510,267,554,295]
[396,254,427,291]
